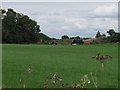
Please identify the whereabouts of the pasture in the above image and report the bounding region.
[2,44,118,88]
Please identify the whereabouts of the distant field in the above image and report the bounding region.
[2,44,118,88]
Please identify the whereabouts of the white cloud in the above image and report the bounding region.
[92,4,118,17]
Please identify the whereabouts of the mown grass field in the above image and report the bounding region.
[2,44,118,88]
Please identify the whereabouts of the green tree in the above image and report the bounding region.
[107,29,120,43]
[70,36,80,39]
[107,29,115,37]
[2,9,18,43]
[75,36,80,39]
[102,34,106,37]
[0,9,6,19]
[96,31,101,38]
[2,8,41,43]
[16,15,40,43]
[38,33,51,44]
[61,35,69,40]
[0,9,6,14]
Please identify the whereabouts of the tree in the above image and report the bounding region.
[38,33,51,44]
[2,8,41,43]
[16,15,40,43]
[0,9,6,14]
[2,9,18,43]
[96,31,101,38]
[61,35,69,40]
[70,36,80,39]
[107,29,120,43]
[107,29,115,37]
[102,34,106,37]
[75,36,80,39]
[94,29,119,43]
[0,9,6,19]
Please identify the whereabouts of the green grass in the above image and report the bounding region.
[2,44,118,88]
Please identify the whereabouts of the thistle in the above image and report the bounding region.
[92,53,112,88]
[44,72,65,88]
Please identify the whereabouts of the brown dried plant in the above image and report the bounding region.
[92,53,112,88]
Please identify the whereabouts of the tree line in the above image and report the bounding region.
[95,29,120,43]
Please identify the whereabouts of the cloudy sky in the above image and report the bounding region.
[2,2,118,38]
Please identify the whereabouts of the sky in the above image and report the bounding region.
[1,2,118,39]
[1,0,120,2]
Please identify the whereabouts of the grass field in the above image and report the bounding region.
[2,44,118,88]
